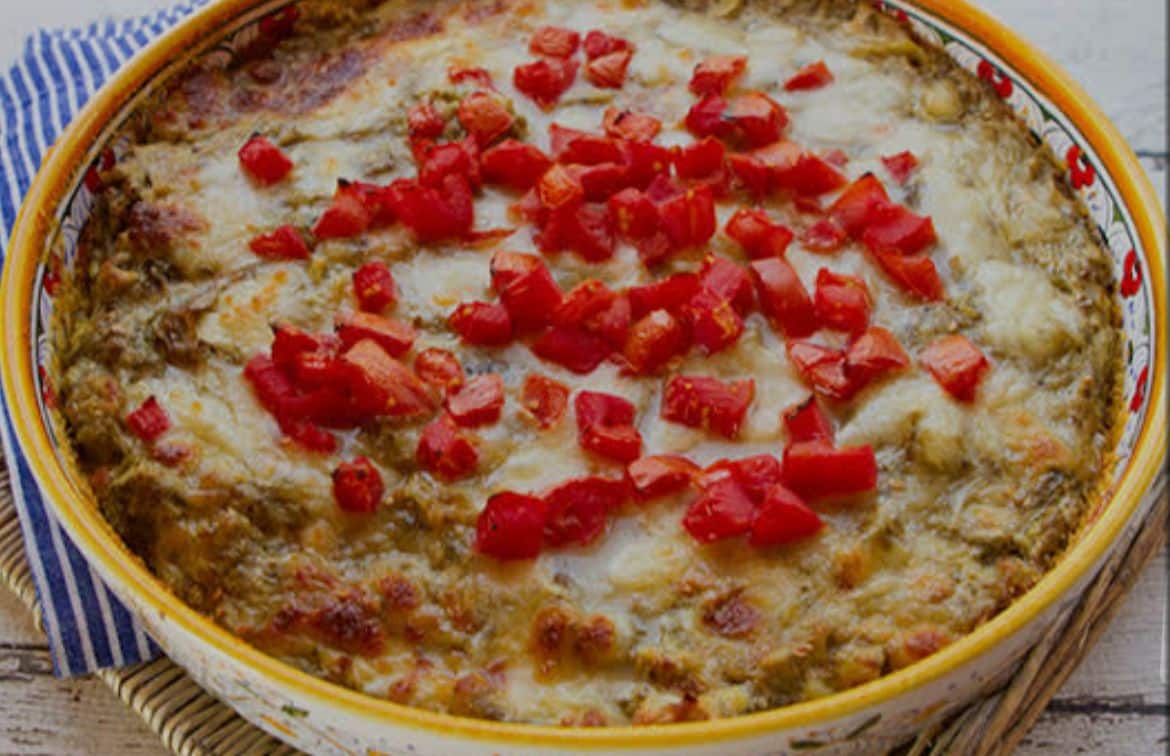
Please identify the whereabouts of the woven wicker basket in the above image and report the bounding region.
[0,456,1163,755]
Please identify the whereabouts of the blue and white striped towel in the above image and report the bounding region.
[0,3,205,676]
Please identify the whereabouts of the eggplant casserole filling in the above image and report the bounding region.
[50,0,1122,726]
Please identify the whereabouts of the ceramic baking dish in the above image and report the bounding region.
[1,1,1164,753]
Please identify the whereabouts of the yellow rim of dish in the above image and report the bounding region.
[1,0,1165,748]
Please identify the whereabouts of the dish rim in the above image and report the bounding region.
[1,0,1165,748]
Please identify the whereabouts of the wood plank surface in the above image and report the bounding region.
[0,0,1164,754]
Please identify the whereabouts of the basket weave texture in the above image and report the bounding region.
[0,457,1163,755]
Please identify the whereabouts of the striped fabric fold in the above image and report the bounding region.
[0,2,204,676]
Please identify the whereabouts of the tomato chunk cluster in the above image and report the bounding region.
[475,475,632,560]
[513,26,635,109]
[224,25,1000,565]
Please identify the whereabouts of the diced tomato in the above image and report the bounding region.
[510,189,546,226]
[748,136,802,173]
[466,228,518,244]
[270,324,327,371]
[608,188,659,239]
[689,55,747,96]
[475,492,549,560]
[673,137,725,181]
[782,396,834,443]
[250,225,311,260]
[683,476,755,543]
[244,353,343,430]
[580,422,642,463]
[584,294,632,348]
[414,348,464,396]
[699,255,754,314]
[603,107,661,142]
[772,150,847,196]
[446,373,505,427]
[281,418,337,454]
[749,484,823,547]
[920,334,990,402]
[351,260,397,313]
[725,208,794,259]
[575,390,635,428]
[530,26,580,58]
[384,175,474,241]
[417,139,481,190]
[787,340,856,400]
[881,150,919,184]
[684,289,744,355]
[627,455,699,499]
[628,273,700,318]
[861,204,937,255]
[623,309,687,374]
[313,181,374,240]
[411,137,437,165]
[685,95,731,140]
[542,476,628,547]
[332,457,384,514]
[537,164,586,209]
[571,162,631,202]
[336,311,415,357]
[583,30,632,60]
[726,154,772,199]
[408,101,446,140]
[784,60,834,91]
[238,134,293,185]
[782,441,877,501]
[658,186,716,250]
[549,124,624,165]
[706,454,783,502]
[490,251,563,332]
[726,93,788,148]
[661,375,755,439]
[126,396,170,441]
[539,203,616,262]
[574,391,641,462]
[531,326,612,374]
[514,57,578,109]
[734,141,844,197]
[457,91,514,146]
[245,354,296,410]
[621,140,674,188]
[288,350,337,391]
[586,49,633,89]
[629,232,671,266]
[802,219,848,253]
[449,301,513,346]
[341,339,434,417]
[481,139,553,190]
[871,250,945,301]
[813,268,871,335]
[724,207,774,253]
[827,173,892,237]
[448,66,494,89]
[555,279,615,327]
[250,354,357,433]
[521,373,570,429]
[845,327,909,385]
[349,181,398,227]
[749,257,817,338]
[417,414,478,480]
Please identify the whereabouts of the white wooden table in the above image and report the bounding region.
[0,1,1164,753]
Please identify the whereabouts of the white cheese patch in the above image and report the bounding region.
[973,260,1084,362]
